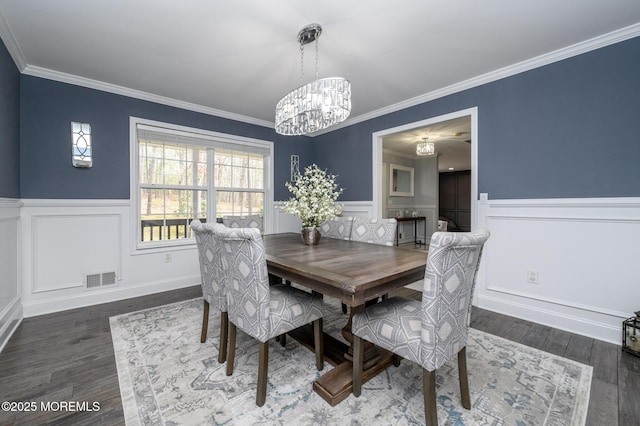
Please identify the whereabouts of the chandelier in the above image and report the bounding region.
[275,24,351,136]
[416,138,435,156]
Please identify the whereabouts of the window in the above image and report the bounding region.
[131,118,273,250]
[214,149,265,217]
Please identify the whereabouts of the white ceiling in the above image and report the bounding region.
[1,1,639,130]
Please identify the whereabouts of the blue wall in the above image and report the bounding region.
[0,38,20,198]
[19,76,313,200]
[313,36,640,200]
[12,36,640,202]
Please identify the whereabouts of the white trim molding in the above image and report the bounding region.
[19,199,202,317]
[372,107,478,229]
[0,198,22,353]
[315,23,640,135]
[476,196,640,345]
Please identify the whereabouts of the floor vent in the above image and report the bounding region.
[85,271,117,289]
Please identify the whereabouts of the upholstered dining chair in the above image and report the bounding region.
[190,219,228,364]
[319,216,354,240]
[222,214,263,233]
[345,217,398,311]
[350,217,397,246]
[215,226,325,407]
[352,229,490,426]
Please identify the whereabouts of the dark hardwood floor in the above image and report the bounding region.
[0,285,638,425]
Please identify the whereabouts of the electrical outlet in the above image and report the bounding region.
[527,269,539,284]
[399,232,403,239]
[165,252,172,263]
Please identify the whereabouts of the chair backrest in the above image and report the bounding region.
[420,229,490,371]
[350,217,397,246]
[222,215,263,233]
[215,226,271,342]
[319,216,354,240]
[190,219,227,312]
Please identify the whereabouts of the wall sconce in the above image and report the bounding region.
[72,121,92,168]
[290,155,300,181]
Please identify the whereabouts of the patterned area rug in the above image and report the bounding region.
[110,297,592,425]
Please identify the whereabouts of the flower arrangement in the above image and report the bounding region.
[281,164,344,228]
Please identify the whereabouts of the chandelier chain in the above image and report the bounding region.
[315,36,320,80]
[300,43,304,84]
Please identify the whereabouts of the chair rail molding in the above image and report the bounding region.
[477,195,640,344]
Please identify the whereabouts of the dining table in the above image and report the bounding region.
[262,232,427,406]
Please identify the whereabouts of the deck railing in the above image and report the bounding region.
[140,218,207,241]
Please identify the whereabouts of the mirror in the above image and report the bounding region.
[389,164,414,197]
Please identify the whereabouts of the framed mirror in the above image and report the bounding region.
[389,163,414,197]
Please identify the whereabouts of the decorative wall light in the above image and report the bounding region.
[416,138,435,156]
[275,23,351,136]
[71,121,92,168]
[290,154,300,182]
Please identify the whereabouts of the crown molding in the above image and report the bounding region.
[0,8,26,70]
[5,20,640,136]
[313,22,640,136]
[21,65,275,129]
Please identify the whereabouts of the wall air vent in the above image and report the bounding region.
[85,271,117,289]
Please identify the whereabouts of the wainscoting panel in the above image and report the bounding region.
[32,213,121,293]
[477,197,640,345]
[20,200,200,317]
[0,199,23,352]
[271,201,374,234]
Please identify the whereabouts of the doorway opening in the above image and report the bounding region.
[372,107,478,245]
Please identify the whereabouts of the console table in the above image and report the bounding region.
[395,216,427,248]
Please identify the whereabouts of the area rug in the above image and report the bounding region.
[110,297,592,425]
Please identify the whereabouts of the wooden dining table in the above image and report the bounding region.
[262,232,427,406]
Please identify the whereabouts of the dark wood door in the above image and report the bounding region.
[439,170,471,231]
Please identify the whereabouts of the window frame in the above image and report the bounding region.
[129,116,274,254]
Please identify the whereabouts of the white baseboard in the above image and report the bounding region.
[22,275,200,317]
[476,196,640,346]
[0,296,23,353]
[477,293,620,345]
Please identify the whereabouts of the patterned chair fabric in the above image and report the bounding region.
[222,215,263,233]
[350,217,397,246]
[351,229,490,424]
[319,216,354,240]
[352,228,490,370]
[191,220,229,361]
[215,226,324,342]
[191,220,227,313]
[215,226,324,406]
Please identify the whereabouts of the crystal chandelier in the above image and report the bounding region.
[416,138,435,156]
[275,24,351,136]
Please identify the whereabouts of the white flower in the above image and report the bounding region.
[280,164,344,228]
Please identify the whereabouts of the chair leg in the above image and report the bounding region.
[314,318,324,371]
[226,323,236,376]
[279,333,287,347]
[352,335,364,397]
[458,346,471,409]
[218,311,228,364]
[200,300,210,343]
[257,341,269,407]
[423,369,438,426]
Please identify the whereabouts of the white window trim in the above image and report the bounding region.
[129,116,274,254]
